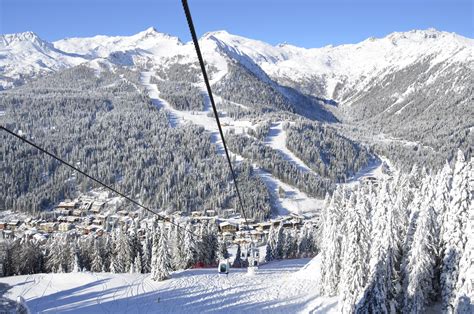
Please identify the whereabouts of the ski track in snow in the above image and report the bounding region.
[0,257,339,313]
[140,72,324,215]
[255,166,324,217]
[264,122,314,174]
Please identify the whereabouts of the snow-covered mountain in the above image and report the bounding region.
[55,27,184,60]
[207,29,472,99]
[2,28,471,93]
[0,32,87,89]
[1,27,472,167]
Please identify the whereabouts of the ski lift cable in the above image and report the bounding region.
[181,0,251,231]
[0,125,198,238]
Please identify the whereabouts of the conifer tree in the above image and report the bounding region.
[404,177,438,313]
[232,244,243,268]
[151,226,171,281]
[182,223,196,268]
[218,240,230,260]
[319,185,345,296]
[339,191,370,313]
[357,182,397,313]
[441,150,471,311]
[90,240,104,273]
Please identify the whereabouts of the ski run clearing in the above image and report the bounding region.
[141,71,327,216]
[0,256,338,314]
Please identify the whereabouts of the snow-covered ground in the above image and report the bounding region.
[264,122,314,174]
[141,73,325,216]
[344,156,395,188]
[0,257,338,313]
[255,167,325,217]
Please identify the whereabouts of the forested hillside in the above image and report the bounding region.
[0,66,271,219]
[318,151,472,313]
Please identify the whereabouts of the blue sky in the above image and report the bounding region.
[1,0,472,47]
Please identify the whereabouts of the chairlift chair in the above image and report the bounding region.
[218,259,230,275]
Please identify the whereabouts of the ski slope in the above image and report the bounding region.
[264,122,314,174]
[0,257,338,313]
[141,72,325,215]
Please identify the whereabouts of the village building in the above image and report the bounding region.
[1,230,14,240]
[191,211,204,217]
[221,231,234,242]
[66,216,81,223]
[90,201,105,214]
[54,208,72,216]
[33,233,48,244]
[117,210,129,216]
[7,220,21,231]
[219,221,238,233]
[56,201,77,210]
[58,222,73,232]
[72,209,83,217]
[39,222,58,233]
[205,210,217,217]
[256,222,272,232]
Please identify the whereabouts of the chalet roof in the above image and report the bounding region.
[219,221,237,227]
[57,201,76,208]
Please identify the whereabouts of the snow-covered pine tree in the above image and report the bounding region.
[170,224,185,271]
[151,226,171,281]
[297,223,310,258]
[18,239,42,275]
[90,239,104,273]
[112,228,133,273]
[315,193,331,249]
[339,191,370,313]
[167,223,177,270]
[71,252,80,273]
[182,223,196,269]
[319,185,345,296]
[452,156,473,313]
[133,255,143,274]
[217,240,229,261]
[356,181,397,313]
[264,242,272,263]
[129,225,141,270]
[400,175,429,301]
[232,244,243,268]
[205,222,219,266]
[436,162,453,235]
[453,212,473,313]
[441,150,471,312]
[286,229,299,259]
[267,224,277,260]
[141,229,152,273]
[274,224,285,260]
[196,221,208,265]
[403,176,438,313]
[101,233,112,272]
[45,235,62,273]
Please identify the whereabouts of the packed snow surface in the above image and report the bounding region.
[141,73,324,215]
[0,257,338,313]
[264,122,314,173]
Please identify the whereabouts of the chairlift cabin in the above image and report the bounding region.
[218,259,230,274]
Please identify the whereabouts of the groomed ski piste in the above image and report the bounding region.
[140,73,385,217]
[0,255,338,313]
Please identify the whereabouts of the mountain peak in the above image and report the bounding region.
[143,26,158,35]
[135,26,160,38]
[0,31,52,49]
[201,30,233,40]
[132,27,183,45]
